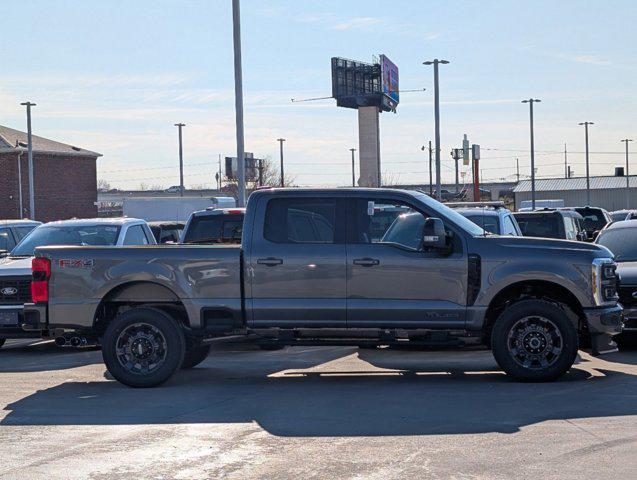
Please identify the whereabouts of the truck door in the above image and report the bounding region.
[346,196,467,328]
[247,196,347,327]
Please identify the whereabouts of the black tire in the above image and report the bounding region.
[181,344,212,369]
[491,299,578,382]
[0,338,5,349]
[258,344,284,351]
[101,307,185,388]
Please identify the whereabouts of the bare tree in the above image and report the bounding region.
[97,178,111,190]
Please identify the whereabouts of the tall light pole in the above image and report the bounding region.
[579,121,594,205]
[521,98,540,210]
[174,123,185,197]
[423,59,449,201]
[350,148,357,187]
[277,138,285,187]
[20,102,36,219]
[622,138,633,208]
[232,0,246,206]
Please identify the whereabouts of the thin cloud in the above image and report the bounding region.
[333,17,382,31]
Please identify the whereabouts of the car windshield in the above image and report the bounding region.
[182,215,244,244]
[596,228,637,262]
[610,211,629,222]
[575,209,608,231]
[412,192,486,236]
[516,215,561,238]
[11,225,121,256]
[462,213,500,234]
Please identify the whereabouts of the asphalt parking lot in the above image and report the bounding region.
[1,340,636,480]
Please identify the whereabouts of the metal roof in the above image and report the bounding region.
[513,176,637,193]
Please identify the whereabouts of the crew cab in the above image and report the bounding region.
[26,189,622,387]
[0,217,155,347]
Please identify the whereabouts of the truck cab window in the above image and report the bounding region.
[264,198,338,244]
[0,228,16,252]
[123,225,149,245]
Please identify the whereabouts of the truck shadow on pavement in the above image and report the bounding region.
[0,339,103,372]
[2,346,637,437]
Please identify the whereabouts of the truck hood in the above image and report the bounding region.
[616,261,637,285]
[479,235,613,257]
[0,256,33,277]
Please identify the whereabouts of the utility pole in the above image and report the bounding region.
[350,148,357,187]
[258,158,264,187]
[218,154,223,190]
[423,59,449,201]
[622,138,633,209]
[277,138,286,187]
[232,0,246,206]
[563,143,568,179]
[522,98,541,210]
[174,123,185,197]
[16,148,24,219]
[579,121,594,205]
[516,158,520,183]
[428,141,433,195]
[20,102,36,219]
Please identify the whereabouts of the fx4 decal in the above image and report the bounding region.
[58,259,95,269]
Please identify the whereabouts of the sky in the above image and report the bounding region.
[1,0,636,189]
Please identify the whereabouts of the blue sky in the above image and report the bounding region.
[1,0,635,188]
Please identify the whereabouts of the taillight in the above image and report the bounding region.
[31,257,51,303]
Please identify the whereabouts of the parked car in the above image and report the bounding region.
[514,209,587,241]
[26,188,621,387]
[609,209,637,223]
[560,207,611,241]
[0,217,155,348]
[0,220,41,257]
[148,221,184,244]
[181,208,246,244]
[447,202,521,235]
[595,220,637,343]
[519,199,565,211]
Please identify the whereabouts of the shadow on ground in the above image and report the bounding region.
[0,339,103,372]
[3,345,637,437]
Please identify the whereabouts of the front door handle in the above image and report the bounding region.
[353,258,380,267]
[257,257,283,266]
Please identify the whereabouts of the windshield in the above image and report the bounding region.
[462,213,500,234]
[183,214,244,244]
[11,225,121,256]
[596,228,637,262]
[515,215,561,238]
[610,211,629,222]
[575,209,608,232]
[411,192,486,236]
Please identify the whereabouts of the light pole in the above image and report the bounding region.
[579,122,594,205]
[174,123,185,197]
[423,59,449,201]
[521,98,540,210]
[20,102,36,219]
[277,138,285,187]
[232,0,246,206]
[350,148,357,187]
[622,138,633,208]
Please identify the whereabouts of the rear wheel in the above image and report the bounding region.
[102,307,185,388]
[491,299,578,382]
[181,344,211,369]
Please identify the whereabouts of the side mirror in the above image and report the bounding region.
[422,217,447,250]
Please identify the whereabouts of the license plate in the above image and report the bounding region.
[0,310,19,326]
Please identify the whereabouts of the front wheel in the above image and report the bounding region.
[102,307,185,388]
[491,299,578,382]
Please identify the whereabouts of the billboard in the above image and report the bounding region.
[380,54,399,110]
[225,152,258,182]
[331,55,398,112]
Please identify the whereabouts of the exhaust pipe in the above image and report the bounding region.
[54,335,97,349]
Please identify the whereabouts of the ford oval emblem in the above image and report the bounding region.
[1,287,18,296]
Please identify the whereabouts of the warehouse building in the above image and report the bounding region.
[514,176,637,211]
[0,125,101,222]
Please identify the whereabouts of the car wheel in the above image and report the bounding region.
[491,299,578,382]
[102,307,185,388]
[181,344,212,369]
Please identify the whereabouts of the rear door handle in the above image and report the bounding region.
[353,258,380,267]
[257,257,283,266]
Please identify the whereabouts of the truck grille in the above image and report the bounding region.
[618,285,637,309]
[0,277,32,304]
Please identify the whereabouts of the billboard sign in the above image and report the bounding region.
[225,152,258,182]
[379,54,399,109]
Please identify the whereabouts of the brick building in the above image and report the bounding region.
[0,125,101,222]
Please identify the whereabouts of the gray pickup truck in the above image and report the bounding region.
[26,188,622,387]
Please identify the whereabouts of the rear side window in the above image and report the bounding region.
[183,215,243,244]
[264,198,339,244]
[502,216,519,235]
[14,226,37,241]
[0,228,16,252]
[123,225,150,245]
[463,214,500,234]
[516,215,561,238]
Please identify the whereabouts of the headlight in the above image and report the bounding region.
[592,258,618,306]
